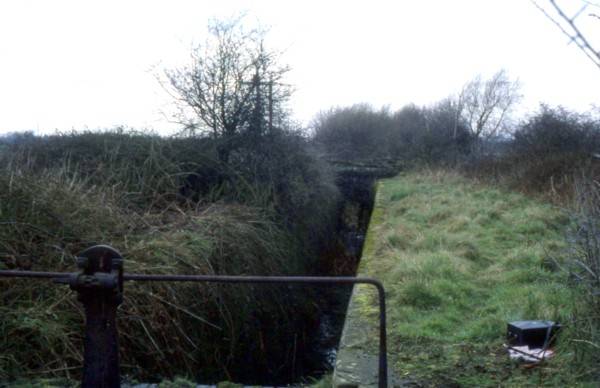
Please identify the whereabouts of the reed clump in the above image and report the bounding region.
[0,130,340,383]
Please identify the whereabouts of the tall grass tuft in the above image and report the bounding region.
[0,129,340,383]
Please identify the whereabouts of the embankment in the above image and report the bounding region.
[334,170,581,387]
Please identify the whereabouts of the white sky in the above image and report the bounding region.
[0,0,598,135]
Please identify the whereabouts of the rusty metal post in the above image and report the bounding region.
[72,245,123,388]
[1,254,388,386]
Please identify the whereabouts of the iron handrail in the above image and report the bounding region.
[0,269,388,387]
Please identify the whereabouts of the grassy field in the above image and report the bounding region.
[358,170,588,386]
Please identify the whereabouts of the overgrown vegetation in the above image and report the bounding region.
[356,171,583,386]
[465,105,600,199]
[315,100,600,198]
[0,129,340,384]
[1,10,598,386]
[318,100,600,384]
[563,177,600,380]
[0,16,348,385]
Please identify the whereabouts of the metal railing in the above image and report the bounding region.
[0,245,388,388]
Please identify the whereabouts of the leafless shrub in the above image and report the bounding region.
[565,175,600,372]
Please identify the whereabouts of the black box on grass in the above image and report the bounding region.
[507,320,561,348]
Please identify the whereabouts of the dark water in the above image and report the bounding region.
[298,175,376,382]
[193,175,376,386]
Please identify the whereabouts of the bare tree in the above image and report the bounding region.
[532,0,600,69]
[163,17,291,159]
[458,69,522,140]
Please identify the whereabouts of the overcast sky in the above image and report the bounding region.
[0,0,598,135]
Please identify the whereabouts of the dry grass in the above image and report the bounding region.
[0,131,338,383]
